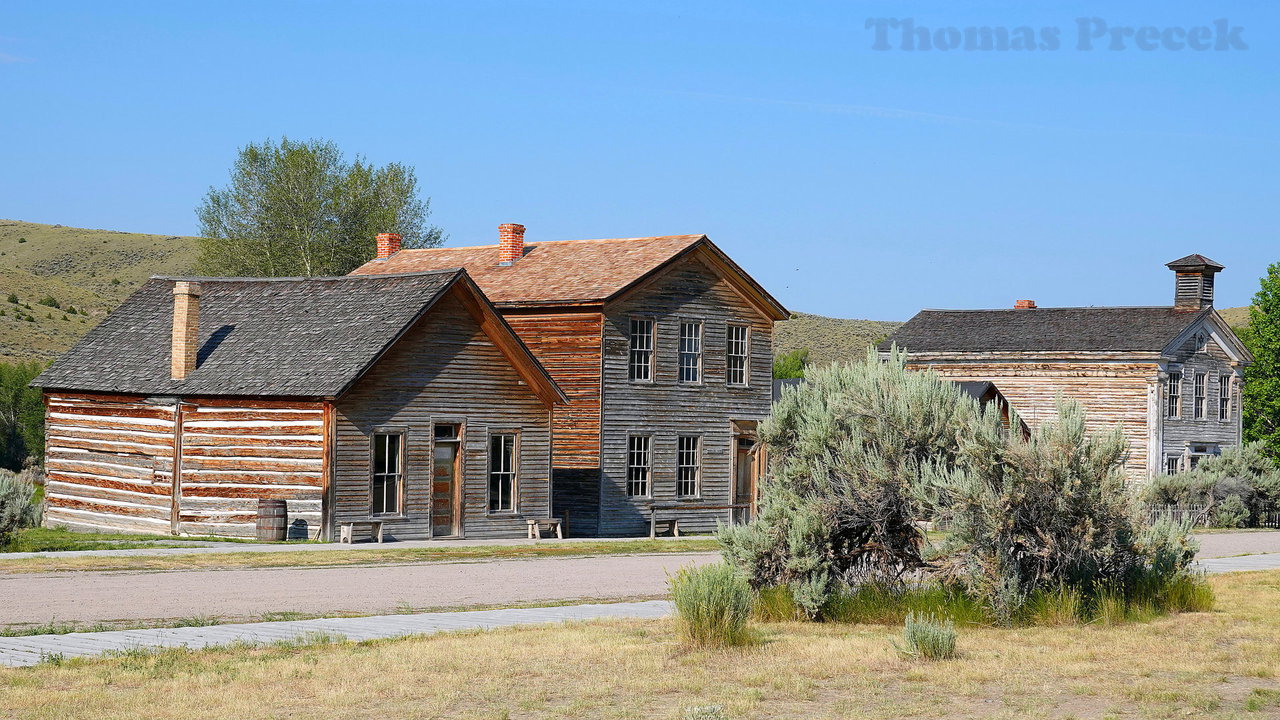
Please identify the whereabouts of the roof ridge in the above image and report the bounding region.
[393,234,706,253]
[918,305,1183,313]
[149,269,463,282]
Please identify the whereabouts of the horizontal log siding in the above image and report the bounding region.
[599,255,774,536]
[908,361,1156,482]
[333,288,553,540]
[177,398,325,539]
[501,311,603,468]
[43,393,176,534]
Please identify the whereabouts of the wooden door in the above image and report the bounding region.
[732,437,755,524]
[432,425,461,537]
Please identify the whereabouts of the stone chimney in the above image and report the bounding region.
[498,223,525,266]
[171,281,202,381]
[1014,299,1037,310]
[375,233,402,260]
[1166,254,1224,310]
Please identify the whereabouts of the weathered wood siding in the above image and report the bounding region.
[332,288,553,540]
[1158,332,1244,469]
[598,255,774,536]
[908,360,1157,482]
[43,394,324,537]
[501,310,603,468]
[177,398,324,538]
[43,393,176,534]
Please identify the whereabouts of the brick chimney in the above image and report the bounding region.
[171,281,202,381]
[1166,254,1224,310]
[498,223,525,266]
[375,233,402,260]
[1014,299,1037,310]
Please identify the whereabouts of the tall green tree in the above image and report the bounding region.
[0,361,45,471]
[1243,261,1280,459]
[196,138,444,276]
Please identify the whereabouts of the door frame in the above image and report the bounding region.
[430,420,465,538]
[730,420,760,524]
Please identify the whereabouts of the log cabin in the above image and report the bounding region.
[351,226,789,536]
[33,269,566,540]
[881,254,1253,483]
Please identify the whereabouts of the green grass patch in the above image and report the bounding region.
[0,526,266,553]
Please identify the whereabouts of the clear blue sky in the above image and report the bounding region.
[1,1,1276,320]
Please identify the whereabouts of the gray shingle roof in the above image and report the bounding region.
[34,270,464,397]
[880,307,1209,354]
[1166,254,1224,270]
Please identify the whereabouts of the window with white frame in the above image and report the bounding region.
[1166,372,1182,418]
[488,433,517,513]
[726,325,749,386]
[629,318,654,381]
[676,435,701,498]
[1193,372,1207,419]
[626,435,651,497]
[678,321,702,383]
[371,432,403,515]
[1219,374,1232,421]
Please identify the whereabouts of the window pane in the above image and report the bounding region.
[488,434,516,512]
[627,435,651,497]
[1219,374,1231,420]
[1193,373,1206,419]
[629,319,653,381]
[679,322,702,383]
[677,435,700,497]
[726,325,748,386]
[1167,373,1181,418]
[372,433,402,515]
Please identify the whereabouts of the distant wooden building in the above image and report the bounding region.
[352,226,789,536]
[33,270,565,540]
[882,255,1252,482]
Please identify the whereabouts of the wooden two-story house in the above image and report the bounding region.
[352,225,789,536]
[34,269,565,540]
[882,254,1252,482]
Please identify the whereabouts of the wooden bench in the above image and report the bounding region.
[338,520,384,544]
[527,517,564,540]
[648,504,751,539]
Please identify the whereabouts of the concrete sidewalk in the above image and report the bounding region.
[0,600,674,668]
[1196,552,1280,574]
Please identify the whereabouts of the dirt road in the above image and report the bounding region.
[0,552,719,626]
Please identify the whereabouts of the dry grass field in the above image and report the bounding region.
[2,570,1278,719]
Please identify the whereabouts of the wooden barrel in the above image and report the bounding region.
[256,498,288,541]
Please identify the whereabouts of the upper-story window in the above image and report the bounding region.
[1219,374,1232,421]
[726,324,750,386]
[1193,373,1207,420]
[1166,372,1182,418]
[628,318,654,382]
[678,321,703,383]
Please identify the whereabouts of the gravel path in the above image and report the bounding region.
[1193,531,1280,558]
[0,552,718,626]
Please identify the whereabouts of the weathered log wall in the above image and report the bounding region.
[44,393,176,534]
[43,393,325,538]
[177,398,324,538]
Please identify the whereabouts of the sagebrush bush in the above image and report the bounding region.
[895,611,957,660]
[720,348,984,619]
[670,563,754,648]
[0,469,37,546]
[1143,442,1280,526]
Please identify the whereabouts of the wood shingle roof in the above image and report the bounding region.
[880,306,1212,354]
[33,270,565,403]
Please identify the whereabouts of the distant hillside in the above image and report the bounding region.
[773,311,903,368]
[1219,306,1252,329]
[0,220,199,364]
